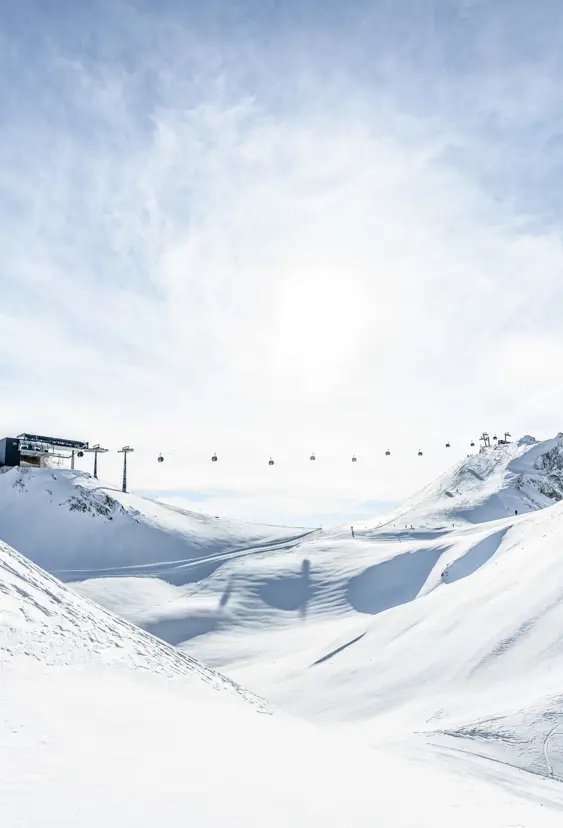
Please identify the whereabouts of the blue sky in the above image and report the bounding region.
[1,0,563,526]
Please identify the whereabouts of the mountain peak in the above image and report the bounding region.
[366,434,563,530]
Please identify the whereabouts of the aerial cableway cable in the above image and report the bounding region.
[152,438,487,465]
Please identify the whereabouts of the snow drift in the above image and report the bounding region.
[3,435,563,803]
[0,536,267,707]
[0,465,312,572]
[4,540,552,826]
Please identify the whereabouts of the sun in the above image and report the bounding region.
[271,273,368,386]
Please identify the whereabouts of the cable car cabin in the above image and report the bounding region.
[445,442,451,448]
[418,450,423,456]
[470,441,475,447]
[351,455,357,462]
[268,458,275,466]
[310,453,316,461]
[157,454,164,463]
[385,449,391,456]
[211,454,218,462]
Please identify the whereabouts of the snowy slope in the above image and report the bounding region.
[230,502,563,735]
[65,437,563,664]
[170,501,563,789]
[354,434,563,530]
[4,436,563,799]
[3,542,555,826]
[64,435,563,794]
[0,536,267,707]
[0,466,312,572]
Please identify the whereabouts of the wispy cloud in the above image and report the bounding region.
[1,0,563,523]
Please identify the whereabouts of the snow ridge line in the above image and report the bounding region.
[543,722,562,779]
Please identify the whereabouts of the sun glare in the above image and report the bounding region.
[272,274,368,387]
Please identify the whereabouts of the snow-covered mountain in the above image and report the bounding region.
[4,540,551,826]
[0,535,267,706]
[3,435,563,810]
[354,433,563,531]
[0,466,312,573]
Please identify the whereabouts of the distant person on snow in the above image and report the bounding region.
[351,526,355,538]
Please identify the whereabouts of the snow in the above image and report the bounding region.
[354,435,563,529]
[7,664,560,828]
[3,435,563,821]
[0,538,267,706]
[0,537,560,826]
[0,466,313,573]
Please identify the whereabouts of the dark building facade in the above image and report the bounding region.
[0,437,21,467]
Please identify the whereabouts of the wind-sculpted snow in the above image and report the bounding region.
[3,543,556,825]
[0,466,312,571]
[0,538,269,712]
[3,437,563,804]
[435,697,563,781]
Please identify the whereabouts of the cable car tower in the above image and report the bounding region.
[84,444,109,479]
[118,446,134,493]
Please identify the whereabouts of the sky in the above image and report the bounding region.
[1,0,563,526]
